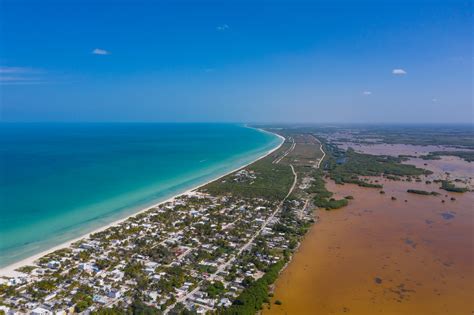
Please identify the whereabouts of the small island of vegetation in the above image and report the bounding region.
[440,180,469,193]
[406,189,440,196]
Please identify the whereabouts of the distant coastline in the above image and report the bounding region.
[0,127,284,277]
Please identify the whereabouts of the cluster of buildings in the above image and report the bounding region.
[1,187,314,314]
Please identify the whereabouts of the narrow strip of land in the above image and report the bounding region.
[165,163,298,314]
[311,135,326,169]
[273,137,295,164]
[3,130,328,315]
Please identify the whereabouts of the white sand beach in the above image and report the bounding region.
[0,130,285,278]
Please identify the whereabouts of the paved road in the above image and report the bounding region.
[164,164,298,314]
[273,137,295,164]
[164,135,329,313]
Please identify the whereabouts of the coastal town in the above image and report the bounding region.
[2,125,473,315]
[0,132,325,314]
[2,0,472,314]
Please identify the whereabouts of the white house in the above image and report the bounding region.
[47,260,61,269]
[31,307,52,315]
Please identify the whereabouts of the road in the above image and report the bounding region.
[164,163,298,314]
[273,137,295,164]
[311,135,326,169]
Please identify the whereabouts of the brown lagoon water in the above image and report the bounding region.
[336,142,474,158]
[265,161,473,314]
[406,156,474,186]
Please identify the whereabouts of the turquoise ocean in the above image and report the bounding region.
[0,123,281,267]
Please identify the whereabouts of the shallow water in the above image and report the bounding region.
[405,156,473,186]
[0,123,281,267]
[337,142,474,157]
[266,176,473,314]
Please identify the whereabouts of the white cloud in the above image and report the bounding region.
[392,68,407,75]
[363,91,372,95]
[92,48,110,55]
[0,76,44,85]
[0,66,43,84]
[217,24,229,31]
[0,76,40,81]
[0,66,32,73]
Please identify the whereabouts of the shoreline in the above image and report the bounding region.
[0,128,285,278]
[265,176,474,315]
[264,140,474,315]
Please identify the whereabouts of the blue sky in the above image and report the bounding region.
[0,0,472,123]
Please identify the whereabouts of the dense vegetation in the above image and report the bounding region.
[256,124,474,149]
[219,259,287,315]
[440,180,469,193]
[307,171,348,210]
[360,126,474,149]
[407,189,440,196]
[315,197,348,210]
[421,151,474,162]
[202,158,294,200]
[324,144,430,188]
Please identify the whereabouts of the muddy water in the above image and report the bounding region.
[406,156,474,187]
[265,177,473,315]
[336,143,474,157]
[335,143,474,186]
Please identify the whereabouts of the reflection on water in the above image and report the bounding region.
[265,160,473,315]
[405,156,473,187]
[336,142,474,158]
